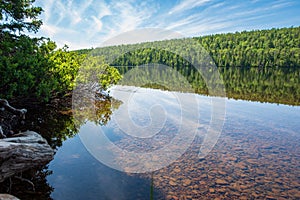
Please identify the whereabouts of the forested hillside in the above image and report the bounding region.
[82,26,300,68]
[197,27,300,67]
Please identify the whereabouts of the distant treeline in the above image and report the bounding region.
[76,26,300,68]
[197,26,300,67]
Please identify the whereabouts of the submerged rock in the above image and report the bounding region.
[0,194,20,200]
[215,179,229,185]
[0,131,54,182]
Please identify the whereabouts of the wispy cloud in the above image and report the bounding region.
[32,0,300,49]
[168,0,212,14]
[270,0,294,9]
[35,0,159,48]
[163,0,299,36]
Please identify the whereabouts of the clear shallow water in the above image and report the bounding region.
[47,135,159,200]
[46,86,300,199]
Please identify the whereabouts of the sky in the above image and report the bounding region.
[33,0,300,50]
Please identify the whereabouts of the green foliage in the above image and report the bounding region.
[0,0,51,100]
[82,26,300,68]
[197,27,300,67]
[0,0,43,33]
[48,45,86,93]
[0,0,121,102]
[76,55,122,92]
[0,35,53,100]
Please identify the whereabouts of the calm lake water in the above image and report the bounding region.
[1,67,299,199]
[46,85,300,200]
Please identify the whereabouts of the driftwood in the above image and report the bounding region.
[0,99,27,117]
[0,99,27,138]
[0,131,54,182]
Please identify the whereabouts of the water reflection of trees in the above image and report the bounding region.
[73,92,122,128]
[219,67,300,105]
[19,93,122,149]
[0,167,53,200]
[0,94,122,199]
[118,66,300,106]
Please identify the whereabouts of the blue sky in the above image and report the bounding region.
[34,0,300,50]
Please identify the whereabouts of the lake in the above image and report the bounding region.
[1,67,300,199]
[46,84,300,199]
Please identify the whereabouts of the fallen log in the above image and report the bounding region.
[0,131,54,182]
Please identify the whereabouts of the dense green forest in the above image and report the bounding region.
[198,27,300,67]
[80,26,300,68]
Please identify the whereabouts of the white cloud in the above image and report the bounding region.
[78,0,94,14]
[91,16,103,32]
[40,24,58,37]
[41,0,55,22]
[169,0,211,14]
[162,0,298,37]
[270,0,293,9]
[165,14,198,30]
[109,1,155,32]
[32,0,299,50]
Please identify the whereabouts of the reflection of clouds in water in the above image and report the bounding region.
[108,85,214,142]
[71,154,81,159]
[110,86,196,138]
[111,87,162,138]
[108,86,200,155]
[77,85,225,173]
[127,90,167,128]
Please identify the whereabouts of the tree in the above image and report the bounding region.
[0,1,122,101]
[0,0,42,34]
[0,0,51,100]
